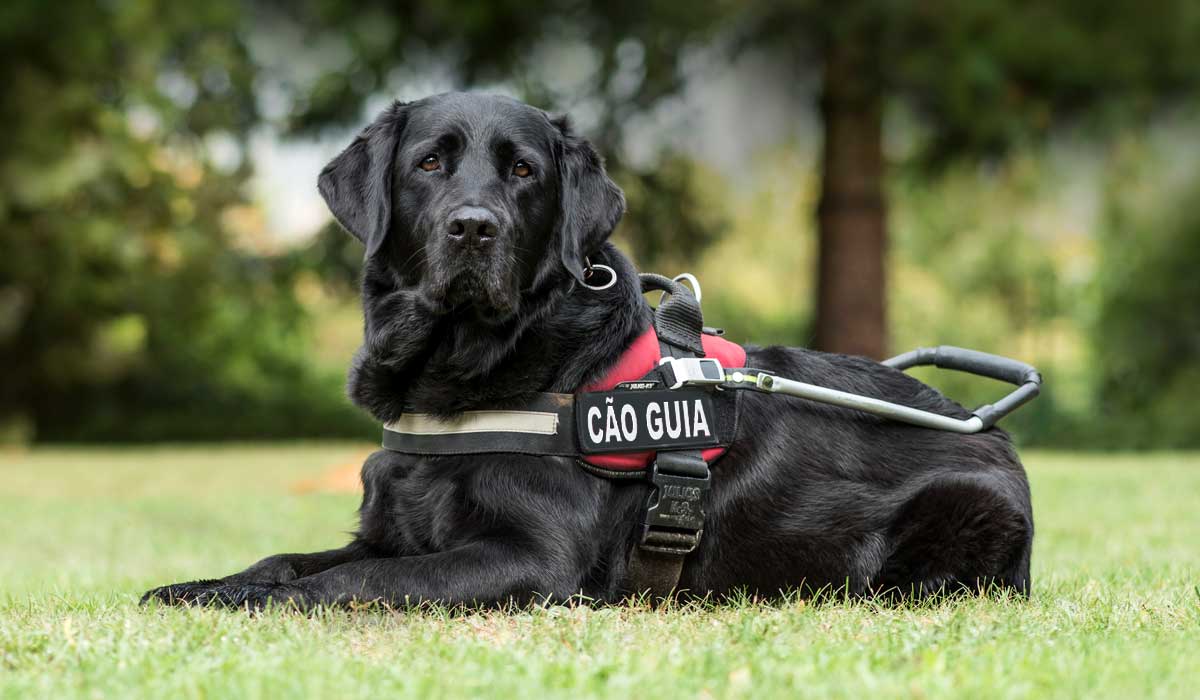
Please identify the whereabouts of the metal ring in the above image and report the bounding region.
[582,263,617,291]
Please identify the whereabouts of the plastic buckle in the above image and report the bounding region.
[640,458,710,554]
[658,357,725,389]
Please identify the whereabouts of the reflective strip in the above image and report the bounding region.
[384,410,560,436]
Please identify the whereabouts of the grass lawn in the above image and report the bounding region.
[0,445,1196,699]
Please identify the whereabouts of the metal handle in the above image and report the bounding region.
[882,345,1042,429]
[741,372,986,433]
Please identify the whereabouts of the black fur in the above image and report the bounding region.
[142,93,1033,611]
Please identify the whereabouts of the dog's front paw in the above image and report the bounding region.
[141,579,303,611]
[140,579,225,607]
[190,581,303,611]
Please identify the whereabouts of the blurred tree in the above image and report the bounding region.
[743,0,1200,358]
[270,0,1199,360]
[0,0,366,440]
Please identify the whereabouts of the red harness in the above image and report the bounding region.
[578,327,746,471]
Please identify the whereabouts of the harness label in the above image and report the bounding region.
[575,389,721,454]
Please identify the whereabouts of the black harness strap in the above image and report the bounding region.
[624,274,712,602]
[382,388,736,460]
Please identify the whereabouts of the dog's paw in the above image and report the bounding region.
[139,579,225,607]
[140,579,302,611]
[189,582,303,611]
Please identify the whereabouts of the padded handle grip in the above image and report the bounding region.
[883,346,1039,385]
[931,346,1039,386]
[882,346,1042,429]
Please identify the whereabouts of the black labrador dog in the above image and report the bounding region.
[142,92,1033,610]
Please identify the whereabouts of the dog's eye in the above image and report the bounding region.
[419,154,440,172]
[512,160,533,178]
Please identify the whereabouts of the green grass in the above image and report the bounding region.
[1,446,1197,699]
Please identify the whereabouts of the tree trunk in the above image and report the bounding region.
[814,35,887,359]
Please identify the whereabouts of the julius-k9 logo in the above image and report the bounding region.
[575,389,722,454]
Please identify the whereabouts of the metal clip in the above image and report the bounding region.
[658,357,725,389]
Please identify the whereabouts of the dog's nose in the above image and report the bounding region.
[446,207,499,244]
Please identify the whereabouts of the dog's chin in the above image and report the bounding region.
[467,301,519,326]
[425,272,519,325]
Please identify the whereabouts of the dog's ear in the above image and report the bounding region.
[318,101,409,258]
[553,116,625,284]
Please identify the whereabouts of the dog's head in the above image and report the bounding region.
[318,92,625,322]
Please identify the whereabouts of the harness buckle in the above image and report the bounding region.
[658,357,725,390]
[640,453,710,555]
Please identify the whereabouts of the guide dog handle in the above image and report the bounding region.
[706,347,1041,434]
[741,372,988,434]
[882,346,1042,430]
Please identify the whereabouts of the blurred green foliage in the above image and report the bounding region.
[1091,143,1200,448]
[0,1,370,441]
[742,0,1200,162]
[0,0,1197,446]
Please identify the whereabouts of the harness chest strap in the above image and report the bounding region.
[380,331,746,471]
